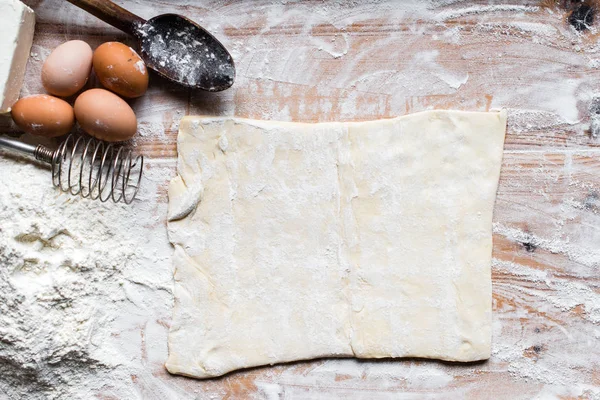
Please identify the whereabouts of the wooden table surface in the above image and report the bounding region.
[5,0,600,398]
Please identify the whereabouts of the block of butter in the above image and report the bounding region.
[0,0,35,114]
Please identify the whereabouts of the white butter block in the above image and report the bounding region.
[0,0,35,114]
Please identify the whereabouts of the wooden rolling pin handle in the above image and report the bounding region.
[65,0,146,36]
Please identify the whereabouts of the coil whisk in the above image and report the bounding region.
[0,134,144,204]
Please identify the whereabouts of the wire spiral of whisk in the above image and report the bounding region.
[46,135,144,204]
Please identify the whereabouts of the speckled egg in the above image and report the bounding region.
[11,95,75,137]
[41,40,93,97]
[74,89,137,142]
[93,42,148,98]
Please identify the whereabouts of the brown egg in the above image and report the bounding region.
[93,42,148,98]
[74,89,137,142]
[11,95,75,137]
[42,40,93,97]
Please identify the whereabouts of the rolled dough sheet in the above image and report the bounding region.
[166,110,507,379]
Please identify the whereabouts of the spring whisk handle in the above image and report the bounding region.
[0,136,37,155]
[0,136,54,163]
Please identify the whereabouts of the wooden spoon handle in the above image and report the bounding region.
[65,0,146,36]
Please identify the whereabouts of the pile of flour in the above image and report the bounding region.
[0,151,176,399]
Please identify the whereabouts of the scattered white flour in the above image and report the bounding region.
[413,50,470,90]
[137,18,234,91]
[0,153,176,399]
[434,5,540,21]
[133,59,147,75]
[493,223,600,273]
[491,255,600,394]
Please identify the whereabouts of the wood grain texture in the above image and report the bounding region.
[8,0,600,398]
[65,0,146,35]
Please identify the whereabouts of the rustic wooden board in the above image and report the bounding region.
[5,0,600,398]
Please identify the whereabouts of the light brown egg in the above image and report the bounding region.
[11,95,75,137]
[74,89,137,142]
[42,40,93,97]
[93,42,148,98]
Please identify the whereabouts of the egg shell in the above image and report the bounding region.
[42,40,93,97]
[11,95,75,137]
[74,88,137,142]
[93,42,149,98]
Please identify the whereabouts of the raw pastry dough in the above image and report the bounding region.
[166,110,507,379]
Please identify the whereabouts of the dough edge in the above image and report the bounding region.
[167,110,507,221]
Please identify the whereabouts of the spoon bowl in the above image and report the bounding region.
[136,14,235,92]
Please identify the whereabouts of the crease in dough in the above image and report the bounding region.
[166,110,507,378]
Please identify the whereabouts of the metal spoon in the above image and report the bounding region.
[66,0,235,92]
